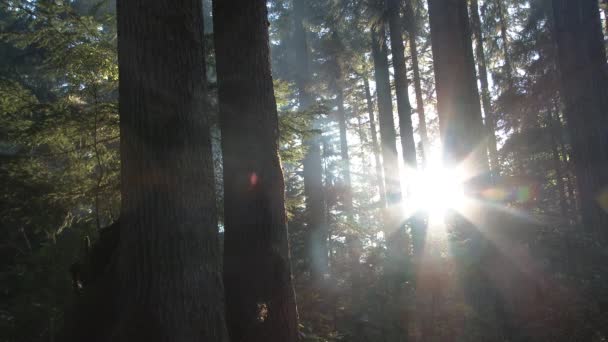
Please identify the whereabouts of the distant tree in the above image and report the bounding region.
[386,0,417,169]
[213,0,300,341]
[364,75,388,206]
[293,0,329,282]
[370,18,408,342]
[552,0,608,238]
[469,0,500,175]
[405,0,431,165]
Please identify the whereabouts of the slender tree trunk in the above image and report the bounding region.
[497,0,527,176]
[112,0,228,341]
[547,107,568,218]
[371,22,408,342]
[470,0,500,176]
[293,0,328,281]
[405,0,430,165]
[337,85,354,217]
[552,0,608,240]
[387,0,417,169]
[497,0,513,85]
[364,76,387,207]
[214,1,300,341]
[603,1,608,40]
[371,23,402,208]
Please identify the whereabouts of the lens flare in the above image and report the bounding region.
[408,163,466,219]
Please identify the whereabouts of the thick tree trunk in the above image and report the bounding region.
[427,0,487,171]
[113,0,228,341]
[405,0,430,165]
[213,1,300,342]
[371,22,408,342]
[552,0,608,239]
[364,75,387,207]
[470,0,500,176]
[387,0,417,169]
[427,0,498,339]
[293,0,328,281]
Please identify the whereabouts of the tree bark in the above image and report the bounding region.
[114,0,228,341]
[387,0,418,169]
[470,0,500,176]
[214,1,300,341]
[552,0,608,239]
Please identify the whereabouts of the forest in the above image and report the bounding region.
[1,0,608,341]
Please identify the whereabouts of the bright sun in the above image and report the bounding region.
[407,163,466,219]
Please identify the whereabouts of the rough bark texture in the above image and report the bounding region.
[114,0,228,341]
[364,76,387,207]
[293,0,328,281]
[213,1,300,342]
[386,0,417,169]
[552,0,608,239]
[405,0,430,165]
[469,0,500,176]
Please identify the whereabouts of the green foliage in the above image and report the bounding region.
[0,1,118,340]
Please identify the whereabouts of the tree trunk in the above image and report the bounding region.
[405,0,430,165]
[364,75,387,207]
[113,0,228,341]
[552,0,608,239]
[427,0,498,339]
[470,0,500,176]
[427,0,487,172]
[547,107,569,218]
[337,84,354,218]
[293,0,328,282]
[371,22,408,342]
[603,1,608,39]
[371,24,402,207]
[213,1,300,342]
[387,0,417,169]
[497,0,513,85]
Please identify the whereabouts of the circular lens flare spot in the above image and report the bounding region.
[249,172,259,187]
